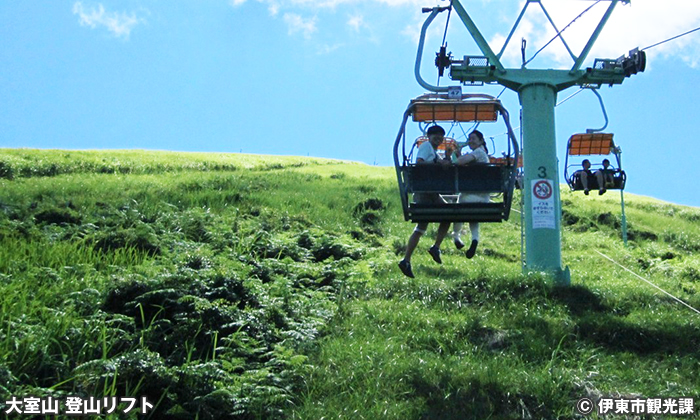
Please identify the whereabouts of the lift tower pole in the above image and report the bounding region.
[437,0,644,284]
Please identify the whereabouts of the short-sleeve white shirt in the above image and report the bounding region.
[467,146,489,163]
[416,140,438,163]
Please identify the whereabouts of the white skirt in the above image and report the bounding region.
[458,193,491,203]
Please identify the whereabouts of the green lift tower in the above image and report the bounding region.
[416,0,645,284]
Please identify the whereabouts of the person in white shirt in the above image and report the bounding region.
[398,125,452,278]
[451,129,490,259]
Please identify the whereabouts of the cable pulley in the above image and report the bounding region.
[620,48,646,77]
[435,46,452,77]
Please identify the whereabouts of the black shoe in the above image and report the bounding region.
[584,189,590,196]
[466,240,478,259]
[398,260,414,278]
[454,237,465,250]
[599,188,606,195]
[428,246,442,264]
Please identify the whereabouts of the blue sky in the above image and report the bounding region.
[2,0,700,208]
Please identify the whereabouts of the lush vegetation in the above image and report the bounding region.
[1,148,699,419]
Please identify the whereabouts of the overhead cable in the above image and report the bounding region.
[595,250,700,316]
[556,87,585,107]
[524,0,602,66]
[642,26,700,51]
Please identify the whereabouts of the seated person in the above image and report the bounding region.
[398,125,452,278]
[572,159,595,195]
[451,129,490,259]
[594,158,616,195]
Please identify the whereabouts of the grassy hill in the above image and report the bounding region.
[1,149,699,419]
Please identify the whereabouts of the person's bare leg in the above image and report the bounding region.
[399,223,427,278]
[404,228,423,262]
[433,222,450,248]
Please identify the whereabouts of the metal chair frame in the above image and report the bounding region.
[393,94,520,223]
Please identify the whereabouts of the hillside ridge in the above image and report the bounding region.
[1,149,698,419]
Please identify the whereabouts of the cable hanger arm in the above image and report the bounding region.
[585,88,609,133]
[414,7,451,93]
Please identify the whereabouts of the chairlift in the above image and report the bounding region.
[393,93,520,223]
[564,132,626,192]
[564,130,630,246]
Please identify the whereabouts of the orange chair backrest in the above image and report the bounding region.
[568,133,614,156]
[412,101,498,123]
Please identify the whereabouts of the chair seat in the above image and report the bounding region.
[568,171,626,191]
[408,202,507,223]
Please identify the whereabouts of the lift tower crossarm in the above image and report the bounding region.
[496,1,577,64]
[448,0,633,90]
[451,0,506,74]
[450,63,629,92]
[571,0,620,73]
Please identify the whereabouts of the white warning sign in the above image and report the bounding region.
[531,179,555,229]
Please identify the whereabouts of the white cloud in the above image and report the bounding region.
[489,0,700,69]
[318,43,345,54]
[227,0,700,68]
[366,0,424,6]
[283,13,318,38]
[72,2,144,39]
[230,0,426,43]
[284,0,427,8]
[400,19,424,45]
[347,14,364,32]
[600,1,700,68]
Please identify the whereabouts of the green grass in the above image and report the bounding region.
[1,148,699,419]
[0,149,344,179]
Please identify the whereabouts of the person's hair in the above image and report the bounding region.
[426,125,445,136]
[470,130,488,153]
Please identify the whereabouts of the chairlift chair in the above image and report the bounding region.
[564,132,626,192]
[393,93,520,223]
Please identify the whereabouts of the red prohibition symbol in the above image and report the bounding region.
[533,180,553,200]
